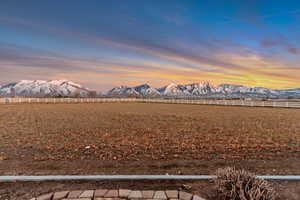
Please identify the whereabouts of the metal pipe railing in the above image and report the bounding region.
[0,175,300,182]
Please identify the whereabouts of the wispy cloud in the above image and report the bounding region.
[260,34,299,55]
[1,8,300,90]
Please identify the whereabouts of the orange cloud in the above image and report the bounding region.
[1,17,300,90]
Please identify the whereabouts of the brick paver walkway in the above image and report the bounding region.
[31,189,206,200]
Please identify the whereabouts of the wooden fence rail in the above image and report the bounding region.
[0,98,300,108]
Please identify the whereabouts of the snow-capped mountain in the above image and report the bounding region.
[106,85,140,97]
[0,80,94,97]
[106,84,160,97]
[106,82,300,99]
[215,84,280,98]
[277,88,300,98]
[0,80,299,98]
[134,84,161,97]
[158,82,217,97]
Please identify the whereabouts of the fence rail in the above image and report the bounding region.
[0,98,300,108]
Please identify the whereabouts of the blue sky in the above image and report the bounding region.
[1,0,300,91]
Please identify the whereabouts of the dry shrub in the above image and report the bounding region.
[214,167,276,200]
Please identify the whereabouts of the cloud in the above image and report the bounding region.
[261,40,278,47]
[260,35,299,55]
[1,16,300,90]
[1,16,246,72]
[0,43,86,71]
[288,47,299,54]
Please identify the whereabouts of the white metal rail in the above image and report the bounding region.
[1,98,300,108]
[0,175,300,182]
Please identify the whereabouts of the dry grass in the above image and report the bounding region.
[215,167,276,200]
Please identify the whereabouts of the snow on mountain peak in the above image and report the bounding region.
[0,80,93,97]
[106,83,160,97]
[106,81,300,98]
[1,80,300,98]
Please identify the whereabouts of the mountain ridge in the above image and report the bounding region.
[1,80,300,98]
[106,81,300,98]
[0,80,94,97]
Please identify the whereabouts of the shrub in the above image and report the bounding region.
[214,167,276,200]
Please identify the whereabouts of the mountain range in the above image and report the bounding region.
[1,80,300,99]
[0,80,93,97]
[106,82,300,98]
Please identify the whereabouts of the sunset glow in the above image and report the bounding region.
[1,1,300,91]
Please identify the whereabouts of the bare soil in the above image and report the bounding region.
[0,103,300,199]
[1,103,300,175]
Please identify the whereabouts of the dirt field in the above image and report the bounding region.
[1,102,300,176]
[1,103,300,199]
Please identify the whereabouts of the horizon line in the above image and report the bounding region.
[1,79,300,92]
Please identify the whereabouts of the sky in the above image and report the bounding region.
[1,0,300,91]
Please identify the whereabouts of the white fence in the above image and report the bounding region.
[1,97,300,108]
